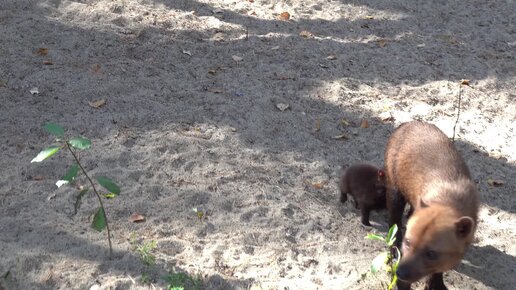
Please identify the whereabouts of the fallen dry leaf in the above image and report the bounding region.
[326,55,337,60]
[207,66,225,75]
[129,213,145,223]
[43,60,53,65]
[92,64,102,74]
[378,39,387,47]
[89,99,106,108]
[299,30,314,38]
[460,79,470,86]
[488,152,507,161]
[360,119,370,128]
[312,182,323,189]
[279,12,290,21]
[382,105,393,111]
[212,32,225,42]
[333,134,348,140]
[232,55,243,62]
[208,88,224,93]
[378,111,394,122]
[340,118,350,126]
[364,15,374,20]
[448,37,459,45]
[276,103,289,111]
[182,50,192,56]
[37,48,49,56]
[314,119,321,132]
[16,143,24,153]
[30,87,39,95]
[487,179,504,187]
[32,175,44,181]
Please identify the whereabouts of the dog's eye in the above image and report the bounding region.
[403,239,411,248]
[425,250,438,260]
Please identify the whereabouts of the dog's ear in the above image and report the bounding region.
[455,217,475,239]
[419,197,429,208]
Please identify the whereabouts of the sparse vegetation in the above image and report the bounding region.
[137,240,158,266]
[192,207,206,222]
[129,233,159,286]
[366,224,400,290]
[141,273,152,285]
[163,272,202,290]
[31,123,120,256]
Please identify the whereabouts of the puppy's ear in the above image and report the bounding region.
[455,217,475,239]
[377,170,386,182]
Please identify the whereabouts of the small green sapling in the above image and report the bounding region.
[31,123,120,256]
[366,224,400,290]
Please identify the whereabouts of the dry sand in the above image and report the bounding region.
[0,0,515,289]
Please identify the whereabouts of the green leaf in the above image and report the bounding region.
[386,224,398,247]
[44,123,64,137]
[56,164,80,188]
[392,247,401,269]
[388,274,398,290]
[69,137,91,150]
[366,233,385,242]
[74,188,89,215]
[63,164,80,181]
[92,207,106,232]
[104,193,116,199]
[31,146,61,163]
[371,252,389,273]
[95,176,120,196]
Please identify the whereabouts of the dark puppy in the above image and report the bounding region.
[339,163,387,226]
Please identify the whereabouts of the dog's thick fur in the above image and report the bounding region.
[384,121,479,290]
[339,163,386,226]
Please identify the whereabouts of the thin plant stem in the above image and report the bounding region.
[65,142,113,257]
[452,82,463,143]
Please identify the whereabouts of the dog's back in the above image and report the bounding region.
[385,121,478,217]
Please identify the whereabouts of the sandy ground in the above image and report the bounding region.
[1,0,515,289]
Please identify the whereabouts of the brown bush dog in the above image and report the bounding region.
[384,121,479,290]
[339,163,387,226]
